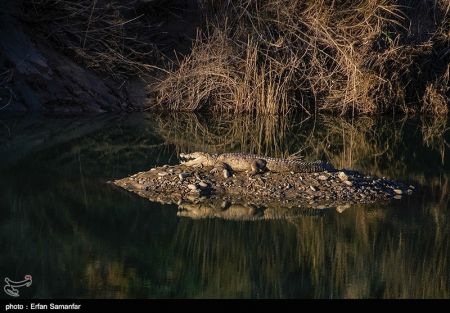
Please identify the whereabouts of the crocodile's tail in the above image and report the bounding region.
[293,160,336,173]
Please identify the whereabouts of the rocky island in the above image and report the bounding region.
[112,152,415,220]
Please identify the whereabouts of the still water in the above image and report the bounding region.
[0,113,449,298]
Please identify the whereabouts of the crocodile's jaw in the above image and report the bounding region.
[179,152,212,165]
[179,152,195,164]
[179,152,210,166]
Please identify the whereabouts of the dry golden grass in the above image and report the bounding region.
[21,0,449,114]
[156,29,299,115]
[21,0,167,80]
[157,0,449,115]
[422,65,450,115]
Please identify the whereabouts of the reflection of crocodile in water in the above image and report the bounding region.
[112,151,415,221]
[180,152,336,176]
[177,200,336,220]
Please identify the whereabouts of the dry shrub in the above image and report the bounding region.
[19,0,449,114]
[20,0,166,80]
[422,83,449,115]
[156,29,300,114]
[157,0,450,115]
[422,63,450,115]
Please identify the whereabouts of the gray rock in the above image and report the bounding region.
[179,172,190,181]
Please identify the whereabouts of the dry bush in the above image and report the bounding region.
[20,0,166,80]
[18,0,448,114]
[156,29,300,114]
[157,0,450,115]
[422,63,450,115]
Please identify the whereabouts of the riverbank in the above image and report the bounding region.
[1,0,448,115]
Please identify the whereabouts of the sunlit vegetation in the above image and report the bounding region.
[20,0,449,115]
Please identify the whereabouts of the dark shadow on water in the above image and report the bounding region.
[0,113,449,298]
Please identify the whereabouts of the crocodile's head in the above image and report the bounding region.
[179,152,214,165]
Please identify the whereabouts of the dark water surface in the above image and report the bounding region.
[0,113,449,299]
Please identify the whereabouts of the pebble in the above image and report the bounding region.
[393,195,402,200]
[310,186,316,192]
[336,204,351,213]
[179,172,190,180]
[198,181,208,188]
[187,184,198,190]
[344,180,353,186]
[318,175,328,181]
[158,172,168,177]
[394,189,403,195]
[338,172,348,181]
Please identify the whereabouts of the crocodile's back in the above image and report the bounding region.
[218,153,335,173]
[217,153,259,171]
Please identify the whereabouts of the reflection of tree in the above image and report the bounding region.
[150,113,449,179]
[421,115,450,165]
[150,113,294,157]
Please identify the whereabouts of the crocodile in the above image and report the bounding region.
[179,152,336,175]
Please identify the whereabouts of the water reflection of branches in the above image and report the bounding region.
[150,113,442,178]
[421,115,450,164]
